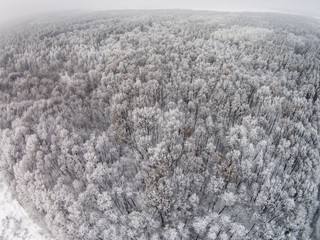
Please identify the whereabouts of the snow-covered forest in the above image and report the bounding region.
[0,10,320,239]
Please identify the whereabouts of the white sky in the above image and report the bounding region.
[0,0,319,24]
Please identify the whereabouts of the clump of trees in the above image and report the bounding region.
[0,10,319,240]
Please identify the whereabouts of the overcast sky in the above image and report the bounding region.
[0,0,319,24]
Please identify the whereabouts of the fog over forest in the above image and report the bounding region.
[0,10,320,240]
[0,0,320,24]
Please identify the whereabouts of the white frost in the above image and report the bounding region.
[0,182,51,240]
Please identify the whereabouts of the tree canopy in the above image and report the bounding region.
[0,10,320,240]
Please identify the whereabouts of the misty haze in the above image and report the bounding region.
[0,1,320,240]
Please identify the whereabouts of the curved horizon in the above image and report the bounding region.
[0,0,319,24]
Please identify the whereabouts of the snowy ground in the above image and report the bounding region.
[316,211,320,240]
[0,182,52,240]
